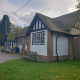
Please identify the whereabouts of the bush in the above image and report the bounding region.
[1,49,5,52]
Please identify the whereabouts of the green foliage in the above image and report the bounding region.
[7,33,17,41]
[0,15,11,46]
[11,23,23,33]
[0,15,11,33]
[0,59,80,80]
[76,0,80,9]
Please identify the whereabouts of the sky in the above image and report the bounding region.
[0,0,78,27]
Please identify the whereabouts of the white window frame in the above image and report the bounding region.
[32,31,45,45]
[19,38,23,45]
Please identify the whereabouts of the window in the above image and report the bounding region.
[42,24,44,28]
[33,25,35,30]
[39,21,41,29]
[19,39,23,44]
[36,20,38,29]
[32,32,45,45]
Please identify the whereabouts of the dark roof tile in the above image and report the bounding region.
[16,26,29,38]
[36,13,69,34]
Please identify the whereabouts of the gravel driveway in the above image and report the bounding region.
[0,52,20,63]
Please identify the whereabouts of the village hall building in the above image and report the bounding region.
[5,10,80,62]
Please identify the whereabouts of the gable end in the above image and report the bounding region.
[26,13,51,36]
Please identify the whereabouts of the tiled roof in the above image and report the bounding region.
[37,13,69,34]
[16,26,29,38]
[55,10,80,30]
[36,10,80,34]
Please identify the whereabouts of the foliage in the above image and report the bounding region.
[7,33,17,41]
[76,0,80,9]
[0,15,11,34]
[11,23,23,33]
[0,15,11,46]
[0,59,80,80]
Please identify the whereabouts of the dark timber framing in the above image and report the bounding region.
[26,14,51,36]
[26,13,70,36]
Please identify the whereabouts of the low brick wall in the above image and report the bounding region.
[36,55,47,61]
[36,55,69,62]
[53,55,69,61]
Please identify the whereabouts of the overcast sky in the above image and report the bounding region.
[0,0,78,27]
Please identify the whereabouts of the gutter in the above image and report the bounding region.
[56,33,61,61]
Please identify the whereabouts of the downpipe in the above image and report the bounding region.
[56,34,61,61]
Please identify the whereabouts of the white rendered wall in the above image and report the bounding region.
[53,33,68,56]
[30,30,48,56]
[11,41,12,49]
[36,20,38,29]
[39,21,41,29]
[25,45,27,51]
[25,38,27,51]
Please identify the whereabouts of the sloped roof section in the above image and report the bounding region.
[55,10,80,30]
[16,26,29,38]
[36,13,69,34]
[7,33,17,41]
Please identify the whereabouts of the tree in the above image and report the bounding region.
[0,15,11,45]
[0,15,11,39]
[76,0,80,9]
[11,23,23,33]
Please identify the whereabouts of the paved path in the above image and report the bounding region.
[0,52,20,63]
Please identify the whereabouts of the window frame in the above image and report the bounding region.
[19,38,23,45]
[32,31,45,45]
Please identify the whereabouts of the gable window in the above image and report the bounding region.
[42,24,44,28]
[33,25,35,30]
[32,20,45,31]
[19,39,23,44]
[36,20,38,29]
[39,21,41,29]
[32,31,45,45]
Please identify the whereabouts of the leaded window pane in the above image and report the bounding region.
[33,32,45,45]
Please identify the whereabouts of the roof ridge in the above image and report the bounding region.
[36,12,52,19]
[54,10,80,19]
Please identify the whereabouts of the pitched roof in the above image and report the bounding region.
[55,10,80,30]
[7,33,17,41]
[36,13,69,34]
[16,26,29,38]
[36,10,80,34]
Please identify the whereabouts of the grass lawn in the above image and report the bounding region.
[0,59,80,80]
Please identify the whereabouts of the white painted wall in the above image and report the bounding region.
[11,41,12,49]
[33,25,35,30]
[18,38,23,50]
[30,30,48,56]
[42,24,44,28]
[5,42,6,46]
[25,38,27,51]
[36,20,38,29]
[39,21,41,29]
[53,33,68,56]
